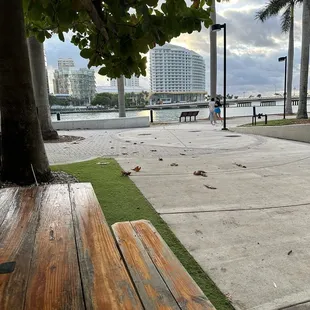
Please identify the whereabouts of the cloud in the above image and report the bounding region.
[44,34,88,69]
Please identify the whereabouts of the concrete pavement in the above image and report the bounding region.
[46,116,310,310]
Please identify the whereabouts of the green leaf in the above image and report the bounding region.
[98,67,108,76]
[80,48,93,59]
[58,32,65,42]
[36,31,45,43]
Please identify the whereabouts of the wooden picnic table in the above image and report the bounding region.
[0,183,215,310]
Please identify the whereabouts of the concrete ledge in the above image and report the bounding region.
[52,116,150,130]
[232,124,310,143]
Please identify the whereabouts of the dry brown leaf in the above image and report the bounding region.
[121,171,131,176]
[132,166,141,172]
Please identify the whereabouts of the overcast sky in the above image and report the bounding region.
[44,0,306,96]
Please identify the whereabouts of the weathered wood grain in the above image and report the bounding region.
[24,184,85,310]
[132,220,216,310]
[113,222,180,310]
[0,187,42,310]
[69,183,143,310]
[0,187,18,227]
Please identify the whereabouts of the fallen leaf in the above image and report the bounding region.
[204,185,217,190]
[111,147,114,149]
[122,153,128,155]
[288,250,293,255]
[151,149,157,152]
[170,163,179,167]
[194,170,207,177]
[126,140,130,142]
[234,163,247,168]
[132,166,141,172]
[180,153,186,156]
[121,171,131,176]
[134,142,137,145]
[159,158,163,161]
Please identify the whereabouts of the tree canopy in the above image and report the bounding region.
[24,0,213,78]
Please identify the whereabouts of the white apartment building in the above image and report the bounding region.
[149,44,206,103]
[53,59,96,103]
[58,58,75,70]
[110,75,140,88]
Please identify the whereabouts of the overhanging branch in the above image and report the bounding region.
[79,0,109,40]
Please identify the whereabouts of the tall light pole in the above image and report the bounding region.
[212,23,227,130]
[278,56,287,119]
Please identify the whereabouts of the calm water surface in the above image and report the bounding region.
[51,102,310,123]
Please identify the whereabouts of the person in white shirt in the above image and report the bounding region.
[208,98,216,125]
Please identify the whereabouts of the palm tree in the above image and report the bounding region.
[297,0,310,119]
[256,0,303,115]
[27,37,59,140]
[209,0,229,100]
[117,76,126,117]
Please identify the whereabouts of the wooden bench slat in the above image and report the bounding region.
[0,187,42,310]
[131,220,216,310]
[69,183,143,310]
[113,222,180,310]
[24,185,85,310]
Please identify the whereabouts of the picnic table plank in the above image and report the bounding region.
[132,220,216,310]
[24,184,85,310]
[0,187,18,227]
[69,183,143,310]
[0,187,42,310]
[113,221,180,310]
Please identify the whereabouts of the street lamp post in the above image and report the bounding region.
[212,23,227,130]
[278,56,287,119]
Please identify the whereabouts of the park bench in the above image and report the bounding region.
[252,106,268,126]
[179,111,199,122]
[0,183,215,310]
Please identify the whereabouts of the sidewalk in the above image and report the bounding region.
[46,117,310,309]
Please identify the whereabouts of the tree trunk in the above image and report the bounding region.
[117,76,126,117]
[210,0,217,100]
[0,0,51,184]
[286,5,294,115]
[297,0,310,119]
[27,37,58,140]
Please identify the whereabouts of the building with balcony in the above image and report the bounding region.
[149,44,206,104]
[53,59,96,104]
[110,75,140,88]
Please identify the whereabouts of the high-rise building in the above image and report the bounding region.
[58,58,75,70]
[150,44,206,94]
[110,75,140,88]
[53,59,96,104]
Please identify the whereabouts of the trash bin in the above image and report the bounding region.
[57,113,60,121]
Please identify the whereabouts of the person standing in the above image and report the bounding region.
[209,98,216,125]
[215,98,222,122]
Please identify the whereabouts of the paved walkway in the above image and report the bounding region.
[46,116,310,310]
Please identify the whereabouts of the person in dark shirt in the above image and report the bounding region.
[215,98,222,122]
